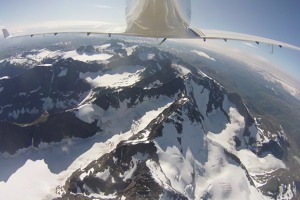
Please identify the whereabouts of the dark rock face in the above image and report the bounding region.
[0,60,28,77]
[0,121,32,154]
[0,112,100,154]
[76,45,96,55]
[0,58,104,124]
[259,140,285,159]
[0,58,105,154]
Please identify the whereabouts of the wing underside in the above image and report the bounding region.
[2,24,128,39]
[190,28,300,51]
[2,25,300,51]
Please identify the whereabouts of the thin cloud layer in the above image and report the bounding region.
[191,50,216,61]
[94,5,112,9]
[171,39,300,98]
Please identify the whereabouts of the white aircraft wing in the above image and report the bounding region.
[3,24,300,51]
[2,24,196,39]
[190,28,300,51]
[2,23,128,39]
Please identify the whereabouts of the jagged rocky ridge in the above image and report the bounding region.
[0,40,296,199]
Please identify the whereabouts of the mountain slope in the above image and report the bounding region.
[0,40,297,200]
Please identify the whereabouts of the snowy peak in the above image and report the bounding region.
[60,68,289,199]
[65,142,188,199]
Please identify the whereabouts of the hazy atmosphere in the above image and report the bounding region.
[0,1,300,199]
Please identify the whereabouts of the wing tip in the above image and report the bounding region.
[2,29,11,38]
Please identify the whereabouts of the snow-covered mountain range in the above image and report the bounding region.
[0,39,297,200]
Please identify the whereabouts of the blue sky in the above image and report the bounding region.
[0,0,299,80]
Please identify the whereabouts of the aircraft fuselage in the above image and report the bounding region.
[125,0,191,38]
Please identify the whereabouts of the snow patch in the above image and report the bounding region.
[125,45,138,56]
[199,142,265,200]
[38,64,52,67]
[58,68,68,77]
[0,160,57,200]
[80,65,145,88]
[63,50,113,62]
[30,86,41,93]
[156,145,194,197]
[9,58,30,65]
[148,53,155,60]
[95,168,110,181]
[96,44,111,50]
[278,183,295,200]
[121,157,138,181]
[84,70,144,88]
[207,107,245,151]
[146,159,169,187]
[0,76,10,80]
[75,103,99,124]
[42,97,54,110]
[144,80,163,89]
[172,63,191,76]
[238,150,285,173]
[8,107,39,119]
[26,49,53,62]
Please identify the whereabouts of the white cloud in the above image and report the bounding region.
[261,71,300,97]
[170,39,300,98]
[171,39,272,71]
[191,50,216,61]
[95,5,112,9]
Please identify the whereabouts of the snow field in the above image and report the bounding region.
[80,65,145,88]
[63,50,113,62]
[0,96,174,200]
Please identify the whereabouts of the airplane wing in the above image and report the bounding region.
[2,23,197,39]
[2,23,128,39]
[3,25,300,51]
[190,28,300,51]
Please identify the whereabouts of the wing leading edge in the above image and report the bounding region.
[2,26,300,51]
[1,23,128,39]
[190,28,300,51]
